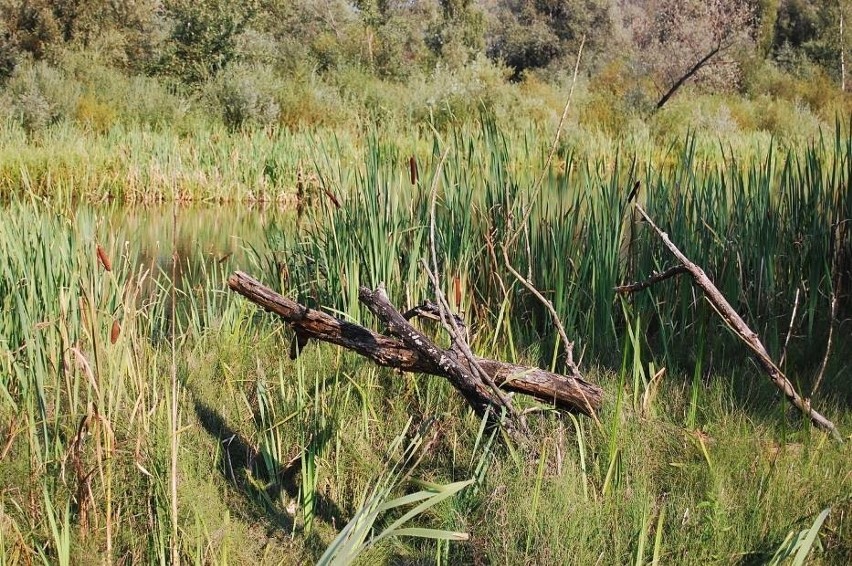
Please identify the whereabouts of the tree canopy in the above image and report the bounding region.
[0,0,848,98]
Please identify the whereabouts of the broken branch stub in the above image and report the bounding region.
[227,271,602,417]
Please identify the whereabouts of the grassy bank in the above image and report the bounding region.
[2,43,852,206]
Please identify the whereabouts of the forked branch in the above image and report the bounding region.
[628,200,841,440]
[227,272,603,418]
[615,265,689,294]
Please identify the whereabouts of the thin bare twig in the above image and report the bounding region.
[426,149,518,420]
[779,286,801,369]
[501,37,586,366]
[496,39,599,422]
[810,222,846,399]
[505,36,586,251]
[615,265,689,294]
[499,248,601,425]
[170,197,180,564]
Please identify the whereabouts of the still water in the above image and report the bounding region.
[85,203,295,285]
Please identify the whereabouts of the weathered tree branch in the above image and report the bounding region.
[358,284,498,416]
[615,265,689,294]
[227,271,603,416]
[655,43,722,111]
[631,203,842,440]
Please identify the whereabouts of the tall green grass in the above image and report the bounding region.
[271,117,850,388]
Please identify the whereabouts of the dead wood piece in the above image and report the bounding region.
[227,271,602,416]
[631,203,841,440]
[228,271,434,372]
[615,265,689,294]
[655,43,722,111]
[359,285,497,416]
[402,301,466,332]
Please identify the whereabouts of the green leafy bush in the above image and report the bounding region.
[203,63,280,130]
[3,60,81,132]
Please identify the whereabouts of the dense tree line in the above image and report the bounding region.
[0,1,848,103]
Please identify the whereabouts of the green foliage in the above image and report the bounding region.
[203,63,281,130]
[318,419,472,565]
[767,507,831,566]
[771,0,848,81]
[0,124,851,562]
[2,59,81,131]
[487,0,610,77]
[267,115,850,384]
[158,0,259,84]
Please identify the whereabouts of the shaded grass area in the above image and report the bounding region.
[1,116,851,564]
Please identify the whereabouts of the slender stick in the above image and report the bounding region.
[779,286,801,369]
[633,202,841,439]
[170,201,180,565]
[615,265,689,294]
[499,38,594,421]
[810,222,845,399]
[500,245,600,424]
[426,150,517,419]
[506,36,585,251]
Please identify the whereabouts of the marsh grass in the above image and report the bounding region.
[274,117,850,382]
[0,115,850,564]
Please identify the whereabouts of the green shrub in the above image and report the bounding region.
[158,0,257,84]
[276,74,351,129]
[408,55,512,128]
[203,63,280,130]
[122,76,188,128]
[74,94,116,133]
[3,60,81,132]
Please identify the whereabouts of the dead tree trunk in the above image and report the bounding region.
[227,271,602,417]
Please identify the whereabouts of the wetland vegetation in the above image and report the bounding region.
[1,1,851,564]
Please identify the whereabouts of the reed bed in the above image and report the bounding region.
[0,117,850,564]
[273,118,850,380]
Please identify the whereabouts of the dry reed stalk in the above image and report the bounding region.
[453,275,462,311]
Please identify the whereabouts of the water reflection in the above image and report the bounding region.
[89,203,296,285]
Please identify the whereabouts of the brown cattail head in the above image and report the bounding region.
[409,156,418,185]
[453,275,462,311]
[110,319,121,344]
[96,244,112,272]
[323,188,341,209]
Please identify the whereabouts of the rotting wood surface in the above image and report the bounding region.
[227,271,602,416]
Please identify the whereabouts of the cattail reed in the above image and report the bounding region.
[409,156,418,185]
[96,244,112,271]
[453,275,462,311]
[324,188,341,209]
[110,320,121,344]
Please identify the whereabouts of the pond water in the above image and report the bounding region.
[88,203,296,285]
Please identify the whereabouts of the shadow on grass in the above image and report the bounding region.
[192,399,347,535]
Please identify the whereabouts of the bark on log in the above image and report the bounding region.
[358,285,500,415]
[227,271,602,416]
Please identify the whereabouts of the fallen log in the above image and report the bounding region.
[227,271,602,416]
